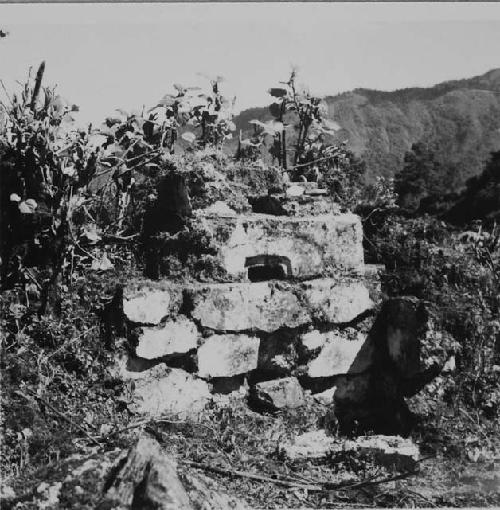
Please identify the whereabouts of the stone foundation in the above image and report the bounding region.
[108,204,449,434]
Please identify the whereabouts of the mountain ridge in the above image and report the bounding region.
[232,68,500,188]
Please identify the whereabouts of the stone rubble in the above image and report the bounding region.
[251,377,305,411]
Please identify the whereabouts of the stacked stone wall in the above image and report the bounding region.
[109,206,448,433]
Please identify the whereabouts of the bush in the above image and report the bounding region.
[364,211,500,419]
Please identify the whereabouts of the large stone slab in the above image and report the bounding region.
[197,334,260,378]
[190,281,310,332]
[136,316,198,359]
[190,278,375,332]
[279,430,419,470]
[193,211,364,279]
[307,330,374,377]
[130,366,211,418]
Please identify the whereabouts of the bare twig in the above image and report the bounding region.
[182,460,323,491]
[327,470,417,493]
[183,459,418,494]
[73,241,100,261]
[103,417,215,441]
[23,268,42,290]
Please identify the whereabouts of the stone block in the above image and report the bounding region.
[252,377,305,410]
[190,282,310,332]
[123,283,182,325]
[130,366,211,418]
[307,330,374,377]
[136,316,198,360]
[193,211,364,280]
[302,279,375,324]
[197,334,260,378]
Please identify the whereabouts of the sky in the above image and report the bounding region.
[1,3,500,126]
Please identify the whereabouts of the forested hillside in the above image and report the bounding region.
[233,69,500,189]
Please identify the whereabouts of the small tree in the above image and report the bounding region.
[151,75,236,151]
[0,63,99,311]
[251,69,343,175]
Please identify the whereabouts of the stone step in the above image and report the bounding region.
[192,210,364,280]
[123,277,377,332]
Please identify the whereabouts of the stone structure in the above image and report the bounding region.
[193,211,365,279]
[109,182,449,432]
